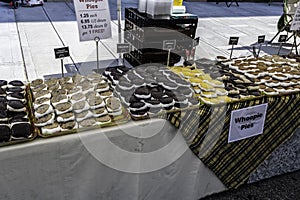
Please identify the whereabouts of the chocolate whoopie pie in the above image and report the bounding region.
[7,92,25,101]
[7,87,24,94]
[0,80,8,89]
[0,109,8,121]
[9,111,27,120]
[159,96,175,108]
[118,80,134,91]
[0,123,10,142]
[134,86,150,99]
[10,119,31,139]
[131,78,145,87]
[8,100,26,112]
[8,80,24,88]
[129,101,147,111]
[0,100,7,110]
[0,88,6,96]
[144,99,161,108]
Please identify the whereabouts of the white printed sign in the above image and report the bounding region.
[228,103,268,143]
[73,0,112,41]
[290,4,300,31]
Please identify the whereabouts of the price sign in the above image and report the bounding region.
[163,40,176,50]
[229,37,239,45]
[73,0,112,41]
[117,43,130,53]
[54,47,70,59]
[228,104,268,143]
[258,35,265,44]
[193,37,200,47]
[278,35,287,43]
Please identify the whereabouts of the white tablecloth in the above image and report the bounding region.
[0,119,225,200]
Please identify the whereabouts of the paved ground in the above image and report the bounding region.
[0,1,291,81]
[1,1,300,199]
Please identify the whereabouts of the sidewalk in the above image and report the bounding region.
[0,1,286,81]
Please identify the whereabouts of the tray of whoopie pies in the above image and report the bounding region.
[103,64,201,121]
[0,80,37,147]
[29,73,130,138]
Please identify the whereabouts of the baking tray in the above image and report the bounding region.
[35,107,130,138]
[0,85,38,147]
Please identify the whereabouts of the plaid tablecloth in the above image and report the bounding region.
[168,93,300,189]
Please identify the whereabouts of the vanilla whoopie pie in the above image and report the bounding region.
[51,88,67,96]
[60,120,77,131]
[99,90,113,99]
[87,95,105,109]
[51,94,68,107]
[73,100,90,113]
[34,97,51,109]
[78,118,96,128]
[31,79,44,88]
[91,107,108,117]
[0,122,10,142]
[35,113,55,127]
[95,82,110,93]
[41,122,61,134]
[44,78,59,87]
[75,110,93,122]
[34,89,51,100]
[31,83,47,94]
[70,92,85,103]
[95,115,111,124]
[105,97,122,116]
[55,102,73,115]
[56,111,75,123]
[35,104,54,118]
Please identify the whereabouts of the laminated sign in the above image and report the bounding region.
[291,4,300,31]
[228,103,268,143]
[73,0,112,41]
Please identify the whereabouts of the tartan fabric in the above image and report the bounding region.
[167,93,300,189]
